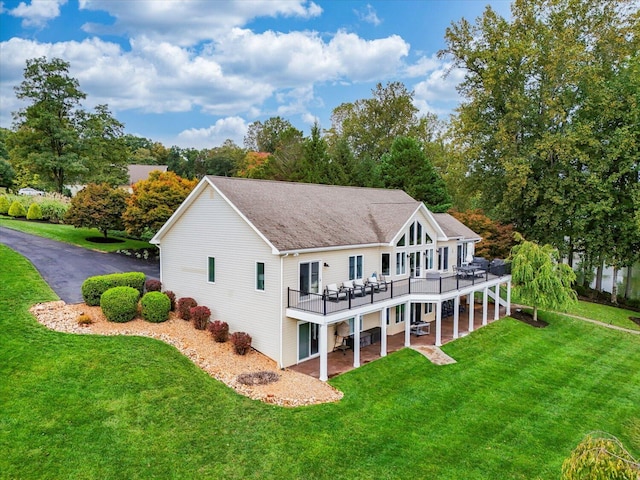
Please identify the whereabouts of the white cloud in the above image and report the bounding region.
[404,54,442,77]
[355,4,381,26]
[79,0,322,47]
[413,64,466,117]
[176,116,248,148]
[9,0,67,27]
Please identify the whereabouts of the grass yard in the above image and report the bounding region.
[1,244,639,479]
[0,216,153,252]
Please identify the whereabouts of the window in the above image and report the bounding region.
[417,222,423,245]
[409,221,423,246]
[381,253,390,276]
[348,317,363,334]
[386,308,391,325]
[438,247,449,271]
[425,232,433,244]
[349,255,363,280]
[396,252,406,275]
[424,303,433,314]
[208,257,215,283]
[395,304,405,324]
[256,262,265,290]
[396,234,405,247]
[425,248,434,270]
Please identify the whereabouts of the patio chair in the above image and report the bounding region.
[342,280,363,297]
[325,283,347,301]
[353,278,372,295]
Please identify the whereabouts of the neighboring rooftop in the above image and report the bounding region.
[127,165,168,185]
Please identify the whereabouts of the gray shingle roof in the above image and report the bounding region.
[207,176,421,251]
[432,213,481,241]
[127,165,168,184]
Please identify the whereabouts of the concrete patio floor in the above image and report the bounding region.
[290,303,507,379]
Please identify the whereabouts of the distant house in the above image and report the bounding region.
[124,165,168,192]
[151,176,512,381]
[18,187,45,196]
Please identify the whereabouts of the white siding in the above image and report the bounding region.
[158,185,282,363]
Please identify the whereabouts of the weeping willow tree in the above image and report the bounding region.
[510,233,577,321]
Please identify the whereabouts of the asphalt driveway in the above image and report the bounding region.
[0,226,160,304]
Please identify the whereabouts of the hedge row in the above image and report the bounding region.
[82,272,146,306]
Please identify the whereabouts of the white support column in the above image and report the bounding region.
[380,309,387,357]
[468,292,475,332]
[494,284,500,320]
[506,281,512,316]
[435,301,442,346]
[404,302,411,347]
[319,323,328,382]
[453,296,460,339]
[353,316,361,368]
[482,287,488,326]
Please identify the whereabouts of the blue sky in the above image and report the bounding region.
[0,0,511,149]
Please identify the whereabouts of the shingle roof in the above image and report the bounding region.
[127,165,168,184]
[207,176,422,252]
[432,213,481,241]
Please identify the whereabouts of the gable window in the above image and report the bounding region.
[409,221,423,246]
[208,257,215,283]
[396,234,405,247]
[395,304,405,324]
[416,222,423,245]
[381,253,390,276]
[349,255,363,280]
[438,247,449,271]
[425,232,433,244]
[396,252,406,275]
[256,262,265,291]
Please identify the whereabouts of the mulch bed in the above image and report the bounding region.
[511,308,549,328]
[630,317,640,327]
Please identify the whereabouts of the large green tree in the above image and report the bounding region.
[380,136,452,212]
[64,183,129,239]
[442,0,639,262]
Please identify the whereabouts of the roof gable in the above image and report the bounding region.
[432,213,481,241]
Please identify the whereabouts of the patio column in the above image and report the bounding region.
[435,301,442,346]
[494,284,500,320]
[404,301,411,347]
[468,292,475,332]
[380,310,387,357]
[506,281,512,316]
[353,315,361,368]
[319,323,328,382]
[453,296,460,339]
[482,287,488,326]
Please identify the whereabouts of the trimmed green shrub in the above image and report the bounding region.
[140,291,171,323]
[207,320,229,342]
[38,200,69,223]
[26,203,43,220]
[190,305,211,330]
[164,290,176,311]
[0,196,9,214]
[145,279,162,292]
[230,332,252,355]
[100,286,140,323]
[8,201,27,218]
[177,297,197,320]
[82,272,146,306]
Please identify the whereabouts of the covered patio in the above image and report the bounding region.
[290,302,507,379]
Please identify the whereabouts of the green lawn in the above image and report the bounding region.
[0,216,153,252]
[1,244,639,479]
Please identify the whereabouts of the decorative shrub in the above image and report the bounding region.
[140,291,171,323]
[8,201,27,218]
[82,272,146,306]
[177,297,197,320]
[164,290,176,311]
[236,371,279,386]
[230,332,252,355]
[190,305,211,330]
[207,320,229,342]
[77,314,93,326]
[0,196,9,214]
[38,200,69,223]
[100,286,140,323]
[26,203,43,220]
[145,279,162,292]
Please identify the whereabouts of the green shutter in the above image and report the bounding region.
[208,257,215,283]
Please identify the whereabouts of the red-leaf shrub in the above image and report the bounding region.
[164,290,176,311]
[207,320,229,342]
[145,279,162,292]
[177,297,197,320]
[230,332,252,355]
[190,305,211,330]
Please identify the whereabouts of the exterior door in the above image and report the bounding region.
[298,322,319,361]
[299,261,320,295]
[410,251,422,278]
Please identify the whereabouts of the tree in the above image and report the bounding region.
[243,117,302,154]
[123,171,197,239]
[64,183,129,239]
[297,122,331,184]
[450,209,516,259]
[380,136,452,212]
[561,433,639,480]
[510,233,577,322]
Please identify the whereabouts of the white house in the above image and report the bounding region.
[151,176,511,380]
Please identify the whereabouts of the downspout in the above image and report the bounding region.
[278,254,286,369]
